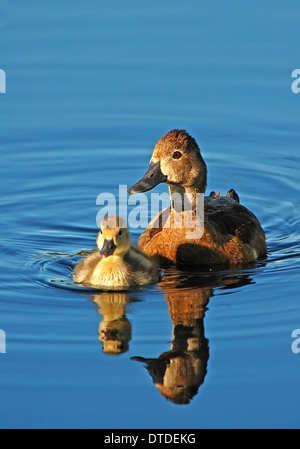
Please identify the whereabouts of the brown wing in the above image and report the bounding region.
[204,196,266,247]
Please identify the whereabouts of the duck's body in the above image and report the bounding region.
[138,196,266,265]
[128,129,267,266]
[73,216,160,289]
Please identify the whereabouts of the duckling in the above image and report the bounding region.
[128,129,266,266]
[73,216,160,289]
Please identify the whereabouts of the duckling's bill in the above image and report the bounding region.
[100,238,116,258]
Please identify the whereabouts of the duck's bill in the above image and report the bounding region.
[127,161,167,195]
[100,238,116,258]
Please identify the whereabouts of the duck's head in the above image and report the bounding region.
[128,129,207,195]
[97,215,130,258]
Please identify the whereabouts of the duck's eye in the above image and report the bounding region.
[118,230,122,236]
[100,230,102,234]
[173,151,182,160]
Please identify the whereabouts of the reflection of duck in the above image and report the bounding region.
[128,129,266,266]
[132,270,252,404]
[92,292,136,355]
[73,216,160,289]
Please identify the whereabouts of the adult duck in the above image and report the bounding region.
[128,129,266,266]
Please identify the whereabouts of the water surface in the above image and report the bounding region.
[0,0,300,429]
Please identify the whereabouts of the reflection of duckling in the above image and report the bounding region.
[73,216,160,290]
[92,292,134,355]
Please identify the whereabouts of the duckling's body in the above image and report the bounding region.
[128,129,267,266]
[74,246,159,288]
[73,216,160,289]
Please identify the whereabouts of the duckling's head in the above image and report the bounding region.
[97,216,130,258]
[128,129,207,195]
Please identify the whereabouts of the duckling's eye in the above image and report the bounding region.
[172,151,182,160]
[100,230,102,234]
[118,230,122,236]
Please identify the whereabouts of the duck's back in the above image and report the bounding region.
[138,196,266,266]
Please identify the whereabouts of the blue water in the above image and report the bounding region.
[1,0,300,429]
